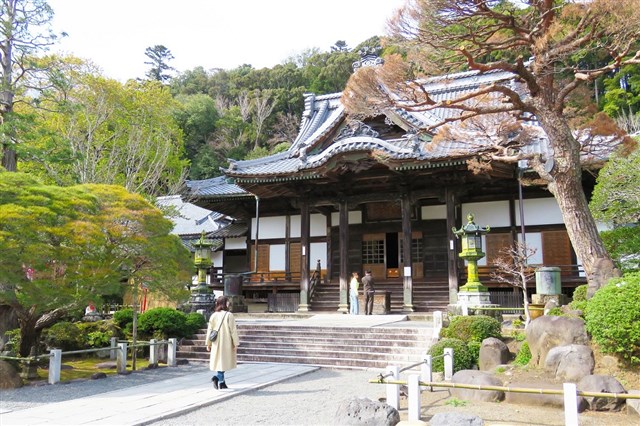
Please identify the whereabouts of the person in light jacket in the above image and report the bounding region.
[349,272,360,315]
[206,296,239,389]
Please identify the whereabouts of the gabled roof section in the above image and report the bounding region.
[156,195,229,236]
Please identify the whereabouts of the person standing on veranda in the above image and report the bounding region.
[362,270,375,315]
[349,272,360,315]
[206,296,239,389]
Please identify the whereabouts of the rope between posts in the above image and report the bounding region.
[368,379,640,400]
[377,351,451,382]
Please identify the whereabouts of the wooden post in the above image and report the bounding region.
[338,199,349,313]
[401,191,414,312]
[167,338,177,367]
[421,353,432,392]
[299,200,311,312]
[445,188,459,304]
[563,383,579,426]
[117,342,128,374]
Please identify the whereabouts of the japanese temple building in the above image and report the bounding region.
[186,65,603,313]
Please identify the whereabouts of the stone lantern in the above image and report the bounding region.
[452,214,496,311]
[190,231,216,317]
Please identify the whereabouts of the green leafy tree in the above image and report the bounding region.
[24,73,188,196]
[144,45,175,83]
[344,0,640,293]
[1,0,61,171]
[0,172,192,356]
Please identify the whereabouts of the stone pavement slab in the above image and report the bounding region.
[0,363,318,426]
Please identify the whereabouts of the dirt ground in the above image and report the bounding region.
[395,341,640,425]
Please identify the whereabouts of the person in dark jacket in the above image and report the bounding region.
[362,270,375,315]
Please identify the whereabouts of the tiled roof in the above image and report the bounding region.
[156,195,228,236]
[208,222,248,238]
[186,68,617,198]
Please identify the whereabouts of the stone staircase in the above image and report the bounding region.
[177,316,436,370]
[310,279,450,312]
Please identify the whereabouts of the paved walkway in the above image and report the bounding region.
[1,314,433,425]
[1,363,319,426]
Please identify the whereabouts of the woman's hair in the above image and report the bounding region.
[215,296,229,312]
[352,272,359,277]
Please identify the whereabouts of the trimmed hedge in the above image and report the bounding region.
[440,315,502,343]
[428,338,475,372]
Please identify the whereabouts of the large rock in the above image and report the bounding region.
[429,412,484,425]
[544,344,594,381]
[333,397,400,425]
[451,370,504,402]
[0,360,23,389]
[503,380,567,409]
[577,375,627,412]
[526,316,589,367]
[479,337,510,371]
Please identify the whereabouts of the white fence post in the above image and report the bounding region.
[110,337,117,360]
[116,342,128,374]
[432,311,443,339]
[444,348,454,381]
[48,349,61,384]
[167,338,177,367]
[149,339,158,366]
[408,374,421,422]
[386,365,400,410]
[563,382,579,426]
[421,353,432,391]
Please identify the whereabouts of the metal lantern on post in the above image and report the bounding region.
[190,231,216,316]
[452,213,490,293]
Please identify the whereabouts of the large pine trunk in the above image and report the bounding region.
[535,104,620,296]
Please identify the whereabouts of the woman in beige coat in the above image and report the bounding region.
[205,296,239,389]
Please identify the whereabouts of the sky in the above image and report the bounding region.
[47,0,406,82]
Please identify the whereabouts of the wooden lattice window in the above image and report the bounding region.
[362,239,385,264]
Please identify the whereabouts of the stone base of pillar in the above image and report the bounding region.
[228,295,248,313]
[402,304,415,313]
[337,303,349,313]
[297,304,310,312]
[531,293,568,306]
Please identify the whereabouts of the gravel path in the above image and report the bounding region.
[149,368,386,426]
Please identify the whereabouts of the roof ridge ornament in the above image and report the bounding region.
[335,120,379,142]
[352,46,384,71]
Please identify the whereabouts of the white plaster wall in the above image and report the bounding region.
[251,216,286,239]
[331,210,363,226]
[421,205,447,220]
[269,244,286,270]
[291,214,327,238]
[225,237,247,250]
[517,232,544,265]
[515,198,563,226]
[212,251,223,268]
[310,242,328,270]
[462,201,510,228]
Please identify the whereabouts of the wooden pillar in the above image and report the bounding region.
[445,188,460,304]
[338,199,349,313]
[401,192,414,312]
[298,200,311,312]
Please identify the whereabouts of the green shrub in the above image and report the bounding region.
[86,331,111,348]
[185,312,207,335]
[585,272,640,365]
[514,341,531,366]
[138,308,188,339]
[43,322,83,351]
[113,308,134,330]
[546,307,564,316]
[572,285,588,302]
[440,315,502,343]
[428,338,475,372]
[77,321,117,348]
[3,328,21,354]
[569,300,587,314]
